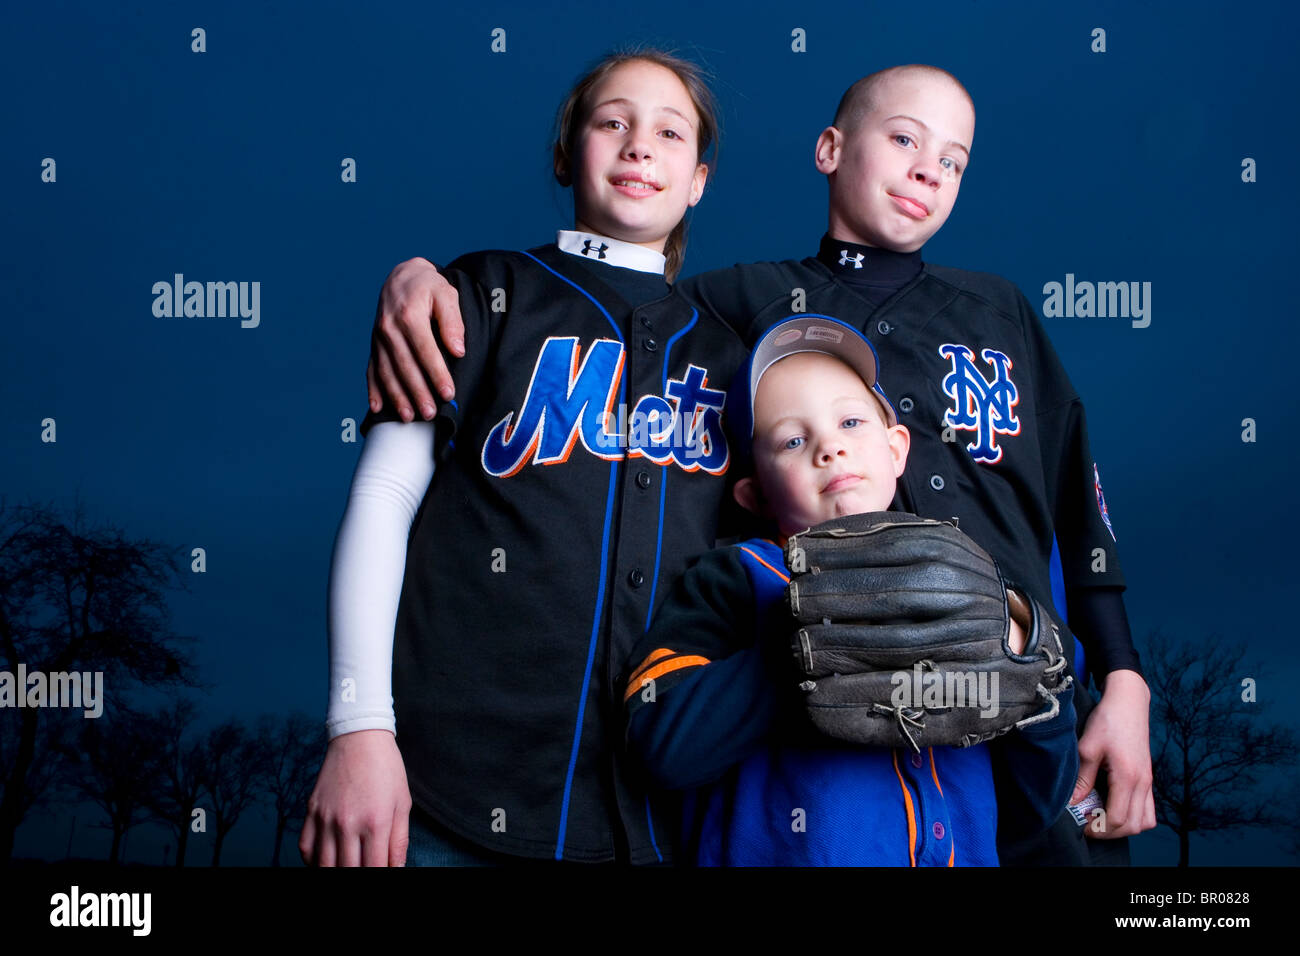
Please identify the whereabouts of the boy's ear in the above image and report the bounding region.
[732,476,766,517]
[814,126,843,175]
[888,423,911,477]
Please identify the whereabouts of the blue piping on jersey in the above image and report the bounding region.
[635,311,700,862]
[643,795,663,863]
[1048,534,1085,679]
[519,251,627,859]
[643,309,700,631]
[520,250,624,339]
[555,461,620,859]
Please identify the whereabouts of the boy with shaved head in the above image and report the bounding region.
[353,63,1155,864]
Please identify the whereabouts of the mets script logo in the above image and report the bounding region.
[938,344,1021,464]
[482,336,728,478]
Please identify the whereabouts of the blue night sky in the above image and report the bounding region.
[3,0,1298,866]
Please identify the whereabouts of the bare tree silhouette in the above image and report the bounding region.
[67,710,162,863]
[258,713,325,866]
[199,719,270,866]
[144,699,208,866]
[0,703,81,850]
[1145,630,1300,865]
[0,499,198,861]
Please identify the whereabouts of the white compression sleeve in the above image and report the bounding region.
[325,420,436,740]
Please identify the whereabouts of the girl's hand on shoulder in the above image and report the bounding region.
[299,729,413,866]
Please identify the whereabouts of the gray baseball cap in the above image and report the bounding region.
[726,314,897,473]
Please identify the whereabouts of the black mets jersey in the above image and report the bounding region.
[362,236,748,863]
[678,237,1132,681]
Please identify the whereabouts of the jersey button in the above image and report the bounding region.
[636,470,651,489]
[932,822,946,840]
[930,474,945,491]
[877,320,892,335]
[640,315,653,329]
[911,752,923,769]
[628,569,645,588]
[644,338,658,352]
[898,396,914,414]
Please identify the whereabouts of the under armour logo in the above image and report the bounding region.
[838,250,864,269]
[582,240,609,259]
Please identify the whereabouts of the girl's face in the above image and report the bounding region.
[568,59,708,253]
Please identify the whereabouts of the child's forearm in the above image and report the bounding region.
[627,645,779,791]
[1065,585,1139,681]
[325,421,436,739]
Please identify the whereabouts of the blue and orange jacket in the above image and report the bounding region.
[622,537,1078,866]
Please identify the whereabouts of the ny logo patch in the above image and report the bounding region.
[938,344,1021,464]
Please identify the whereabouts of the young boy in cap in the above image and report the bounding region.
[621,315,1078,865]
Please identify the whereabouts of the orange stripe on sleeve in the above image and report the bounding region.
[891,750,918,867]
[738,546,790,584]
[627,647,677,688]
[622,655,711,702]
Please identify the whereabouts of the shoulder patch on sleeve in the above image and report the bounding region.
[1094,463,1116,541]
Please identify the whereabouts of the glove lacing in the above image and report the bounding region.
[876,658,936,754]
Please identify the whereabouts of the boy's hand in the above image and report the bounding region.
[1007,604,1028,655]
[1071,669,1156,839]
[299,729,413,866]
[367,257,466,420]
